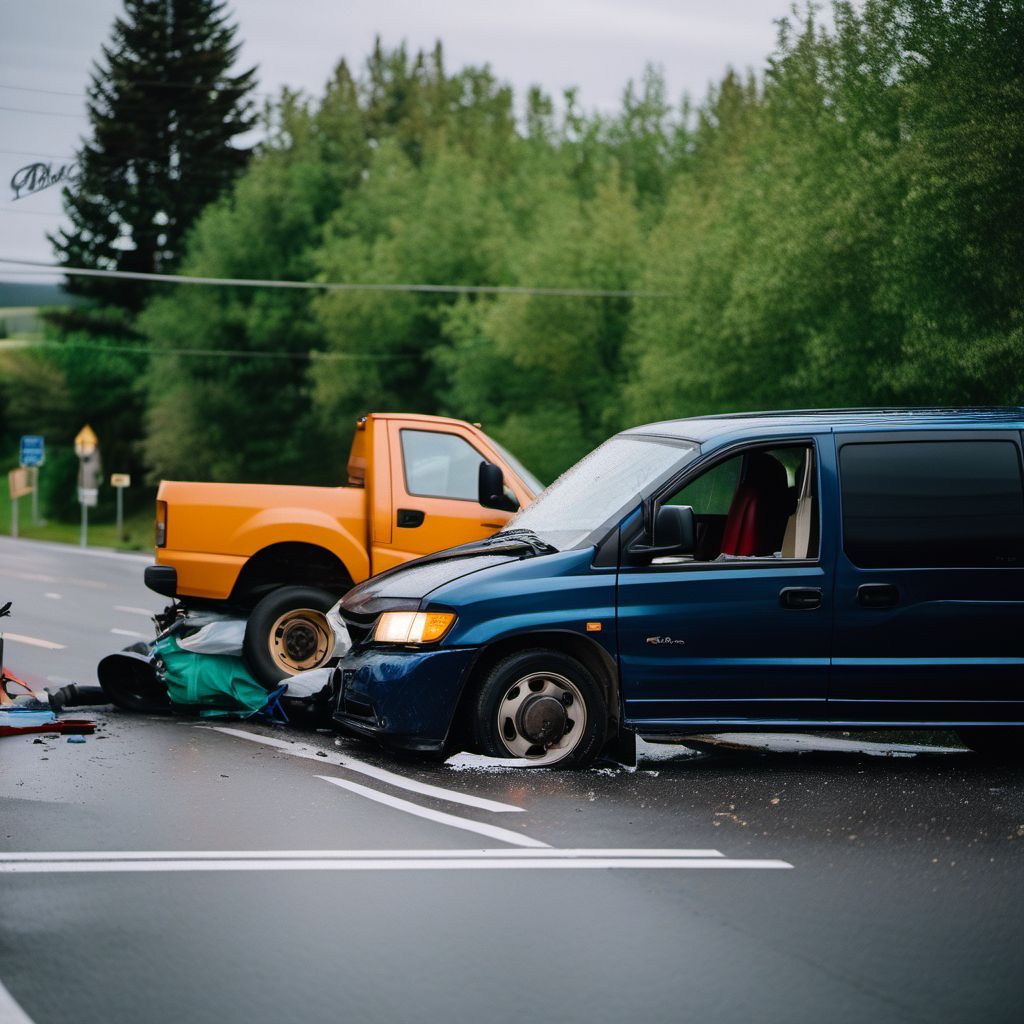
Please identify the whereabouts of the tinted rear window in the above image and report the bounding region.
[839,440,1024,568]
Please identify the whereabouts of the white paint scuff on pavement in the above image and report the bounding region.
[445,751,540,772]
[316,775,549,848]
[688,733,967,757]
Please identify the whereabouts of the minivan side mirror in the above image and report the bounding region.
[478,461,519,512]
[628,504,695,561]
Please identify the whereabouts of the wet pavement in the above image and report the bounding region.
[2,536,1023,1023]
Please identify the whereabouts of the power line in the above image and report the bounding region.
[0,258,663,299]
[0,338,407,363]
[0,80,273,101]
[0,147,75,160]
[0,105,86,120]
[0,205,64,218]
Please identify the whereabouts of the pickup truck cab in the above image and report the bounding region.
[333,408,1024,767]
[145,413,540,685]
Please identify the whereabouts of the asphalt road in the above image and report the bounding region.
[1,536,1023,1024]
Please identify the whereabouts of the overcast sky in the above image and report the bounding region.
[1,0,786,279]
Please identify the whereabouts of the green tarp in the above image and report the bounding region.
[155,636,268,718]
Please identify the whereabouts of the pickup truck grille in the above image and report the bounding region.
[340,609,377,647]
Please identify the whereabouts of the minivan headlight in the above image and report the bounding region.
[374,611,456,644]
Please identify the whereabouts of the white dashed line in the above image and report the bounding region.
[317,776,549,848]
[110,628,150,640]
[44,592,62,600]
[0,570,56,583]
[1,632,65,651]
[114,605,155,617]
[206,726,524,814]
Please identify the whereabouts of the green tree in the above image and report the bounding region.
[140,67,367,482]
[51,0,257,313]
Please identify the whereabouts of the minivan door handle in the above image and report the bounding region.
[396,508,425,528]
[857,583,899,608]
[779,587,822,610]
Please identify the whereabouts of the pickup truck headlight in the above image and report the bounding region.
[374,611,456,644]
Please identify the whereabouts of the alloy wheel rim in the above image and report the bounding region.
[496,670,586,766]
[268,608,332,674]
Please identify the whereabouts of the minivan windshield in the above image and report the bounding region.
[504,435,698,550]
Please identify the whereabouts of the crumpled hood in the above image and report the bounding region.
[341,551,520,617]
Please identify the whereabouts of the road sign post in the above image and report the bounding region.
[74,425,100,549]
[7,467,32,539]
[111,473,131,542]
[19,435,45,526]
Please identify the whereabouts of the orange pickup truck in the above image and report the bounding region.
[145,413,541,685]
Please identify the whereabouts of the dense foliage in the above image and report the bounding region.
[5,0,1022,506]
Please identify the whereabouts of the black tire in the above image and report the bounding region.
[472,649,607,769]
[243,585,338,689]
[97,651,173,714]
[957,728,1024,760]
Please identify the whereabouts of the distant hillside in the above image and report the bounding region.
[0,280,80,307]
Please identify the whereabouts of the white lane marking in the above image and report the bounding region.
[0,978,36,1024]
[206,726,524,814]
[0,570,56,583]
[44,592,62,600]
[0,848,724,862]
[65,578,107,591]
[317,775,549,848]
[1,633,65,651]
[0,852,791,874]
[0,859,792,873]
[114,605,155,617]
[110,628,149,640]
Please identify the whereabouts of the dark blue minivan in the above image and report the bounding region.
[333,409,1024,767]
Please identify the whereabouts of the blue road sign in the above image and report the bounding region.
[19,435,45,468]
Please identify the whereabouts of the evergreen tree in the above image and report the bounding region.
[51,0,257,313]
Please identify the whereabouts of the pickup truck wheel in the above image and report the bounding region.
[243,586,338,689]
[472,650,607,769]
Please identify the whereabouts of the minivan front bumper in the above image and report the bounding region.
[333,646,477,752]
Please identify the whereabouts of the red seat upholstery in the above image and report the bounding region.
[720,453,792,556]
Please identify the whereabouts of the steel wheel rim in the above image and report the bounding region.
[495,670,587,766]
[268,608,332,674]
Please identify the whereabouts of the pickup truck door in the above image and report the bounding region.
[371,423,515,574]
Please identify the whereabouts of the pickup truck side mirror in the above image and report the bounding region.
[478,461,519,512]
[628,504,695,562]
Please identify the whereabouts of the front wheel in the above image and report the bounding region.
[472,650,607,768]
[243,585,338,689]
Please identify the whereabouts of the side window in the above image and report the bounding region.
[661,444,818,561]
[839,440,1024,568]
[401,429,484,502]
